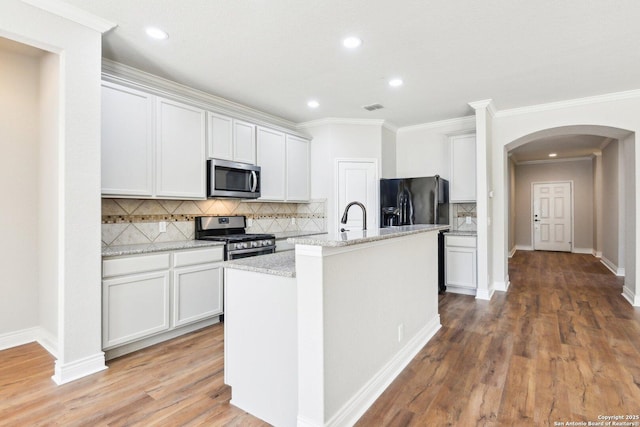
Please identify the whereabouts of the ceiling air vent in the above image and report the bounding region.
[363,103,384,111]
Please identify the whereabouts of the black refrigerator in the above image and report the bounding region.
[380,175,450,293]
[379,176,449,227]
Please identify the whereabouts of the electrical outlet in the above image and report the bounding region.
[291,217,296,226]
[247,218,253,227]
[398,323,404,342]
[466,216,472,224]
[159,221,167,233]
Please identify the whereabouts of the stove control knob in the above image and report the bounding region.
[242,243,248,249]
[251,241,258,248]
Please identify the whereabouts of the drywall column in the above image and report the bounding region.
[469,100,496,299]
[0,0,116,383]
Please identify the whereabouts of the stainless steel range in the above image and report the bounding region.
[195,216,276,260]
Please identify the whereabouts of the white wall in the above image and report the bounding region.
[0,40,40,337]
[396,116,475,179]
[593,153,603,256]
[0,0,113,383]
[301,120,385,233]
[490,95,640,307]
[508,158,516,253]
[381,126,396,178]
[514,159,594,252]
[622,133,636,298]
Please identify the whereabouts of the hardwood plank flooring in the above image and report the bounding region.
[1,251,638,426]
[357,251,640,426]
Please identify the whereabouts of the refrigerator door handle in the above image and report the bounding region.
[434,177,439,224]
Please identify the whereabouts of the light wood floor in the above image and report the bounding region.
[1,251,639,426]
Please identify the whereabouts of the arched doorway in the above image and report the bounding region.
[502,125,635,305]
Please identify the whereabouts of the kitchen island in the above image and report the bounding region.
[223,225,447,427]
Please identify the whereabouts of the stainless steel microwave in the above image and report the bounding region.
[207,159,261,199]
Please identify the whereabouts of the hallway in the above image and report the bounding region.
[358,251,640,426]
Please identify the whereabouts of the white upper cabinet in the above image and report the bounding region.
[156,98,206,199]
[257,127,286,200]
[450,133,476,202]
[207,112,233,160]
[207,114,256,165]
[101,82,155,197]
[101,81,207,200]
[233,120,257,164]
[257,127,310,202]
[285,134,310,202]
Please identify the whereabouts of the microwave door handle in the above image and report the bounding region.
[250,170,258,192]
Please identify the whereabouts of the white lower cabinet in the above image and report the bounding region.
[445,234,477,295]
[102,247,224,354]
[173,263,223,327]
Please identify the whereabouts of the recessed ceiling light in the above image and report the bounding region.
[342,37,362,49]
[389,78,404,87]
[307,100,319,109]
[146,27,169,40]
[548,153,558,157]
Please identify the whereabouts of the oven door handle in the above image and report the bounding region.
[250,170,258,193]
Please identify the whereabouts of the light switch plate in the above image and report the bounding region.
[159,221,167,233]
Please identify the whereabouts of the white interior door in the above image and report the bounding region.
[337,159,378,232]
[532,181,572,252]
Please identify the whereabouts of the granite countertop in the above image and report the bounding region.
[287,224,449,247]
[273,231,328,240]
[102,240,225,257]
[223,251,296,278]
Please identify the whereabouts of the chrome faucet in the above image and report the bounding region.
[340,201,367,231]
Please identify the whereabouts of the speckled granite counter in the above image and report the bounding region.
[287,224,449,247]
[102,240,225,257]
[273,231,328,240]
[224,251,296,278]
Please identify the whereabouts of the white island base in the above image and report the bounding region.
[224,226,445,427]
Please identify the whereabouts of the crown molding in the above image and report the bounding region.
[21,0,116,33]
[468,99,496,117]
[514,156,594,166]
[102,59,308,138]
[396,115,475,134]
[382,121,399,133]
[495,89,640,118]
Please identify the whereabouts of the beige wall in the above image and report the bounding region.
[601,141,620,267]
[514,159,594,251]
[0,40,41,336]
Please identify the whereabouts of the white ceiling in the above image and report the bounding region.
[59,0,640,128]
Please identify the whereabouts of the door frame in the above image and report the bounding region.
[335,158,380,232]
[530,180,574,252]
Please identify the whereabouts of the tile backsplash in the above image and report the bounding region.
[102,198,327,247]
[451,203,477,231]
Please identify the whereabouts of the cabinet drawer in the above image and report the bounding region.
[446,235,477,248]
[173,247,224,267]
[103,253,171,278]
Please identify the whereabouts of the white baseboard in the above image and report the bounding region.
[475,287,495,300]
[52,352,107,385]
[0,326,58,357]
[515,245,533,252]
[572,247,593,254]
[600,256,625,277]
[325,315,442,427]
[621,286,640,307]
[508,247,517,258]
[493,277,510,292]
[593,250,603,258]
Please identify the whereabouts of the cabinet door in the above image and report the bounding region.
[257,127,286,200]
[102,271,170,348]
[156,98,206,199]
[450,134,476,202]
[207,112,233,160]
[233,119,256,164]
[101,82,155,197]
[173,263,223,327]
[445,246,477,289]
[286,135,310,201]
